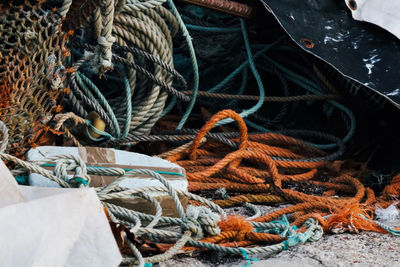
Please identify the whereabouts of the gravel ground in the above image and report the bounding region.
[159,231,400,267]
[157,204,400,267]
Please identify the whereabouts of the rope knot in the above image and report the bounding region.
[24,30,37,42]
[50,155,91,187]
[92,35,116,75]
[45,53,67,90]
[184,205,221,239]
[283,218,323,250]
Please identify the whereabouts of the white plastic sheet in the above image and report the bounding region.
[346,0,400,39]
[0,161,122,267]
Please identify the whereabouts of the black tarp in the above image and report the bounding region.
[261,0,400,107]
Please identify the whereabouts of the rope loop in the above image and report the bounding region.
[48,154,91,187]
[188,109,248,160]
[93,35,117,75]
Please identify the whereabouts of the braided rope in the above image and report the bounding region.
[182,91,339,102]
[124,0,166,12]
[59,0,73,17]
[68,3,180,138]
[0,121,9,153]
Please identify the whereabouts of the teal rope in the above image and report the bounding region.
[359,214,400,236]
[85,119,115,141]
[167,0,200,129]
[186,24,241,33]
[226,67,249,108]
[215,19,265,127]
[265,58,356,149]
[72,48,129,138]
[77,71,122,138]
[72,177,89,186]
[160,95,177,118]
[15,175,29,185]
[207,37,284,93]
[239,248,258,267]
[41,163,185,178]
[245,119,271,133]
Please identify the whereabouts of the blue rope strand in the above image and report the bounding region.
[215,19,265,127]
[239,248,258,267]
[167,0,200,130]
[186,24,241,33]
[77,71,122,138]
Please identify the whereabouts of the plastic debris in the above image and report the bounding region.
[375,202,400,222]
[345,0,400,40]
[0,160,122,267]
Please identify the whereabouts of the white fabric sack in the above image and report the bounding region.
[0,161,122,267]
[345,0,400,39]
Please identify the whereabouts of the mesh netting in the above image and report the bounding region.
[0,2,69,156]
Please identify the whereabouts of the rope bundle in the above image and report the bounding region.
[1,1,400,266]
[7,0,355,155]
[0,119,324,266]
[62,0,191,140]
[165,109,400,234]
[1,110,400,266]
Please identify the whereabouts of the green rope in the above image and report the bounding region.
[215,19,265,127]
[76,71,122,138]
[85,119,115,141]
[120,66,132,138]
[72,177,89,186]
[161,96,177,117]
[186,24,241,33]
[167,0,200,129]
[239,248,258,267]
[15,175,29,185]
[264,58,356,149]
[226,67,249,108]
[40,163,185,178]
[207,37,284,93]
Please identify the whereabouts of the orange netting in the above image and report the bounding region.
[0,1,70,156]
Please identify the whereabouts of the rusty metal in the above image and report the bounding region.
[176,0,255,19]
[300,38,314,49]
[348,0,357,11]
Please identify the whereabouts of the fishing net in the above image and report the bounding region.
[1,1,400,264]
[0,1,69,156]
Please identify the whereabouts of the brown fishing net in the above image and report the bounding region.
[0,1,70,156]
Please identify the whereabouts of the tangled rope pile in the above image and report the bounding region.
[0,119,323,266]
[1,109,400,265]
[165,110,400,235]
[62,0,195,140]
[1,0,400,266]
[0,0,358,155]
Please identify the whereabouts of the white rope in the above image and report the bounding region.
[124,0,166,12]
[59,0,73,17]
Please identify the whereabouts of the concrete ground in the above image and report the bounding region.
[158,205,400,267]
[160,231,400,267]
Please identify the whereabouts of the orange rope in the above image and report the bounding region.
[164,110,395,250]
[214,194,285,207]
[382,174,400,200]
